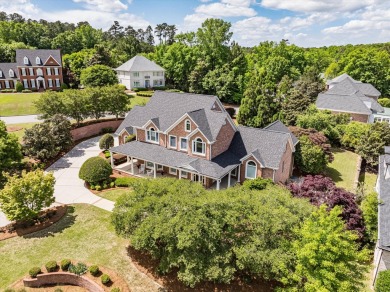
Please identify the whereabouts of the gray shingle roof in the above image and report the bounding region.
[264,120,299,146]
[115,55,165,72]
[355,83,381,97]
[116,91,229,142]
[326,73,360,86]
[15,49,62,66]
[229,126,291,169]
[0,63,18,79]
[378,154,390,248]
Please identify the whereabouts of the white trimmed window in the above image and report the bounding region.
[185,120,191,132]
[169,135,177,148]
[24,56,29,64]
[180,138,188,150]
[36,57,41,64]
[192,138,206,155]
[21,68,26,76]
[30,79,36,88]
[46,68,51,75]
[133,72,139,77]
[180,171,188,178]
[146,161,154,169]
[8,69,14,77]
[245,161,257,179]
[5,81,10,88]
[54,68,59,75]
[231,167,237,176]
[133,81,140,87]
[29,68,34,75]
[23,79,28,88]
[146,127,159,143]
[157,164,163,170]
[36,68,43,76]
[48,79,53,88]
[55,79,60,87]
[169,168,177,175]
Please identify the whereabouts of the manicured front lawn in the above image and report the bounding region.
[0,93,41,116]
[324,148,360,192]
[6,122,38,142]
[129,95,149,108]
[96,188,131,202]
[359,171,378,194]
[0,204,159,291]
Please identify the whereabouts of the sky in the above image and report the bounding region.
[0,0,389,47]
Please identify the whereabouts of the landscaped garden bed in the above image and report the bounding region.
[0,205,67,241]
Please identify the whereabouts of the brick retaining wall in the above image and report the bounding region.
[23,272,104,291]
[71,120,123,141]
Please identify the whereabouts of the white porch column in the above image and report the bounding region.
[131,157,134,174]
[110,151,114,167]
[216,179,221,190]
[237,165,241,183]
[179,170,182,179]
[228,171,231,188]
[154,163,157,179]
[127,156,130,163]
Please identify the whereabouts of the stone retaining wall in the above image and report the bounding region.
[24,272,104,291]
[71,120,123,141]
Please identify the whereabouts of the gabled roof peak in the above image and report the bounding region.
[115,55,165,72]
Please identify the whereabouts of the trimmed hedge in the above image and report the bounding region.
[15,81,23,92]
[45,260,58,272]
[60,259,71,271]
[79,157,112,184]
[376,270,390,292]
[29,267,41,278]
[243,177,273,190]
[115,177,139,187]
[99,134,114,150]
[137,92,153,97]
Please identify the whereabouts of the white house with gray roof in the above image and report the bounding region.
[318,73,383,123]
[115,55,165,90]
[110,91,297,190]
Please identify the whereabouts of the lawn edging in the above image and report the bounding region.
[354,155,363,191]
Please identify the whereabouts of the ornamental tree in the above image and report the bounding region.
[0,120,23,176]
[284,205,369,291]
[112,178,313,287]
[295,136,328,174]
[288,175,365,240]
[341,121,369,150]
[80,64,118,87]
[0,170,55,221]
[99,134,114,150]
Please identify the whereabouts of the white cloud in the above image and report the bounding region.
[72,0,128,12]
[195,2,256,17]
[0,0,39,17]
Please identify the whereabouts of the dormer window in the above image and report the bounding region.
[36,57,41,65]
[185,120,191,132]
[192,137,205,155]
[9,69,14,78]
[24,56,29,65]
[146,127,159,143]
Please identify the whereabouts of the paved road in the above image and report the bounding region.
[1,114,40,124]
[0,136,115,227]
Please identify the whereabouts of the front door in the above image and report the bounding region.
[145,80,150,88]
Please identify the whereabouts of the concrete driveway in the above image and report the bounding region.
[0,136,115,227]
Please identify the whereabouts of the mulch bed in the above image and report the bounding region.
[0,205,68,241]
[6,125,24,132]
[127,246,278,291]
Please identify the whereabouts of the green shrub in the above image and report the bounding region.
[376,270,390,292]
[95,185,102,191]
[22,89,32,93]
[60,259,71,271]
[243,177,273,190]
[125,134,136,143]
[45,260,58,272]
[29,267,41,278]
[69,262,88,276]
[111,288,121,292]
[137,92,153,97]
[99,134,114,150]
[225,107,236,118]
[100,127,113,134]
[104,151,111,158]
[90,184,96,190]
[60,83,69,91]
[110,181,115,188]
[103,182,108,189]
[114,177,138,187]
[79,157,112,184]
[133,87,148,92]
[89,265,100,276]
[152,86,167,90]
[101,274,111,285]
[379,98,390,108]
[54,289,63,292]
[15,81,24,92]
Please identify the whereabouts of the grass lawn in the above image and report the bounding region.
[324,148,360,192]
[0,93,41,116]
[6,122,38,142]
[359,171,378,194]
[96,188,131,202]
[0,204,159,291]
[129,95,149,109]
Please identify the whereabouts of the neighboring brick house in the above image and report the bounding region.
[316,73,384,123]
[110,91,297,189]
[115,55,165,90]
[0,49,63,91]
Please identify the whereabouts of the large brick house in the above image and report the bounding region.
[110,91,297,189]
[0,49,63,91]
[316,73,384,123]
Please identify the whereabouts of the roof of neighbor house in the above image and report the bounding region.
[112,91,296,179]
[378,147,390,249]
[316,77,383,115]
[15,49,62,66]
[326,73,361,85]
[115,55,165,72]
[0,63,18,80]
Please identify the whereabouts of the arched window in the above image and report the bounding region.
[36,68,43,76]
[146,127,158,143]
[245,161,257,179]
[192,137,205,155]
[185,120,191,132]
[36,57,41,65]
[23,56,29,65]
[8,69,14,78]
